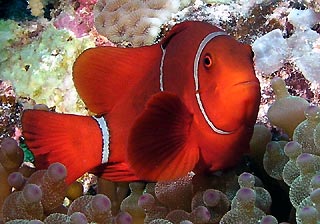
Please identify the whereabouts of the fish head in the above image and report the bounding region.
[194,34,261,135]
[160,21,260,135]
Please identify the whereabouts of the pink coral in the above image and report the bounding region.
[53,0,97,37]
[54,11,92,37]
[77,0,97,6]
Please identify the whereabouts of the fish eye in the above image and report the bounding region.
[203,54,213,68]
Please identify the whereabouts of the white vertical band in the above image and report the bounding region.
[193,32,232,135]
[193,31,227,91]
[159,30,232,135]
[196,93,231,135]
[160,45,166,91]
[92,116,110,164]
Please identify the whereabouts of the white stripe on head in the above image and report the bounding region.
[159,30,232,135]
[194,32,232,135]
[160,45,166,91]
[92,116,110,163]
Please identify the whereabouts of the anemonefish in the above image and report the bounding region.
[22,21,261,185]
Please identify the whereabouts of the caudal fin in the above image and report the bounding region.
[22,110,103,184]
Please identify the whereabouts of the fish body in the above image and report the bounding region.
[22,21,260,184]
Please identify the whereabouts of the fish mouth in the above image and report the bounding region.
[197,80,260,135]
[234,80,260,87]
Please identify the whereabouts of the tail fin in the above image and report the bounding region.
[22,110,103,184]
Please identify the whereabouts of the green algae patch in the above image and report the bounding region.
[0,20,95,114]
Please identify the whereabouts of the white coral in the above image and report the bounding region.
[253,8,320,85]
[252,29,289,75]
[93,0,195,46]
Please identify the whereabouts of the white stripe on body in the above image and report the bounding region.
[92,116,110,164]
[160,45,166,91]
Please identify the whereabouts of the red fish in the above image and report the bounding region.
[22,21,260,185]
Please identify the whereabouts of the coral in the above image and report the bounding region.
[28,0,45,17]
[288,8,320,30]
[238,172,255,188]
[293,105,320,155]
[289,153,319,208]
[53,0,97,38]
[155,173,193,211]
[0,20,25,61]
[261,72,320,224]
[192,171,239,201]
[249,124,273,177]
[115,211,133,224]
[237,172,272,214]
[0,138,24,173]
[0,163,11,220]
[97,178,129,215]
[68,194,113,223]
[252,29,289,75]
[287,28,320,85]
[263,141,288,180]
[296,188,320,224]
[298,206,319,224]
[26,162,67,213]
[252,7,320,84]
[203,0,233,3]
[165,206,210,223]
[0,20,95,113]
[267,77,309,137]
[149,219,173,224]
[191,189,230,223]
[282,141,302,186]
[312,116,320,149]
[220,188,266,223]
[0,138,24,219]
[138,193,168,223]
[6,220,44,224]
[2,184,43,222]
[0,80,22,141]
[44,212,88,223]
[93,0,195,46]
[260,215,279,224]
[250,124,272,161]
[310,174,320,191]
[54,11,92,38]
[120,182,146,223]
[0,145,280,224]
[8,171,26,191]
[170,0,283,45]
[285,8,320,84]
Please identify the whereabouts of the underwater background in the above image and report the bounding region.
[1,0,320,223]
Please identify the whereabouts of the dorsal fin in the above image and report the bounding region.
[73,45,162,114]
[160,22,192,48]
